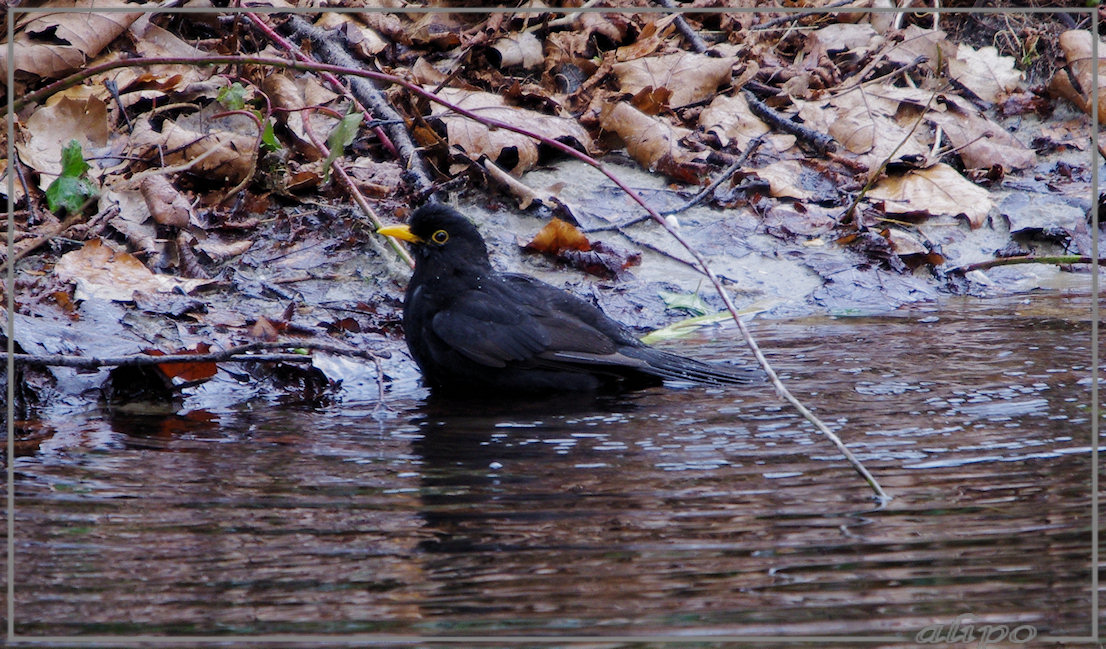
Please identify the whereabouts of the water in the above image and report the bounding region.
[6,292,1098,641]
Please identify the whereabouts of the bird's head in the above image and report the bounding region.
[378,204,491,271]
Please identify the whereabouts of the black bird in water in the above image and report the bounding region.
[377,204,758,393]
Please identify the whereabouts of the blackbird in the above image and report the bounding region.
[377,203,759,393]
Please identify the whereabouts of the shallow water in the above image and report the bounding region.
[6,291,1099,642]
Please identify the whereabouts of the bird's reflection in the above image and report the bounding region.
[408,390,645,554]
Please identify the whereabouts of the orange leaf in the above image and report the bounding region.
[525,218,591,254]
[146,343,217,382]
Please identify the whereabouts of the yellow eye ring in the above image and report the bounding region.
[431,229,449,244]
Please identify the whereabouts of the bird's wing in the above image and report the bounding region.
[430,277,621,369]
[429,284,551,368]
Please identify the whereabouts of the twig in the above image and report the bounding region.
[0,202,92,276]
[752,0,854,30]
[11,340,389,369]
[655,0,709,53]
[245,13,402,161]
[743,90,836,155]
[302,108,415,269]
[663,136,765,216]
[210,108,266,204]
[950,255,1106,274]
[585,136,765,232]
[277,15,436,195]
[840,86,943,223]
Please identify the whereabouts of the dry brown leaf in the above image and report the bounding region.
[614,15,678,61]
[575,12,632,47]
[411,57,449,85]
[408,12,463,48]
[928,95,1036,172]
[947,44,1022,103]
[54,239,213,302]
[1037,119,1089,151]
[613,52,737,108]
[431,87,592,175]
[867,163,993,228]
[599,102,691,171]
[0,160,26,203]
[809,23,879,53]
[882,25,948,69]
[1051,30,1106,123]
[103,188,161,264]
[15,95,110,189]
[129,16,211,85]
[129,108,258,184]
[796,87,930,179]
[490,31,544,70]
[191,231,253,262]
[0,1,142,83]
[752,160,816,201]
[346,157,405,197]
[699,93,796,152]
[261,73,329,159]
[882,228,926,256]
[140,176,193,229]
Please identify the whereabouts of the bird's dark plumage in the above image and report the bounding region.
[378,204,758,393]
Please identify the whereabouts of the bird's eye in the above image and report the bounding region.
[431,229,449,244]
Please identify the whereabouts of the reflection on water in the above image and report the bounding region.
[7,293,1098,639]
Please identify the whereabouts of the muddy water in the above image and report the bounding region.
[7,292,1098,641]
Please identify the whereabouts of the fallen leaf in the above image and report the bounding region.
[54,239,214,302]
[128,104,259,184]
[752,159,821,201]
[699,93,795,151]
[1051,30,1106,123]
[15,96,110,189]
[928,95,1036,172]
[0,1,142,83]
[947,43,1022,103]
[484,158,557,210]
[489,31,544,70]
[140,176,193,228]
[659,290,711,316]
[599,101,691,171]
[250,316,280,341]
[145,343,217,382]
[866,163,994,228]
[315,12,387,58]
[881,25,947,69]
[809,23,879,53]
[430,87,592,175]
[614,15,677,61]
[613,52,737,107]
[524,218,590,254]
[795,87,930,179]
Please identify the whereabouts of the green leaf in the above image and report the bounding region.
[659,290,712,316]
[640,297,783,344]
[59,139,90,177]
[45,140,97,215]
[260,117,280,152]
[321,109,364,182]
[218,83,248,110]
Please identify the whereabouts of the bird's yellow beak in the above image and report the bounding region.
[377,224,422,243]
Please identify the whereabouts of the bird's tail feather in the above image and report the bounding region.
[635,349,761,385]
